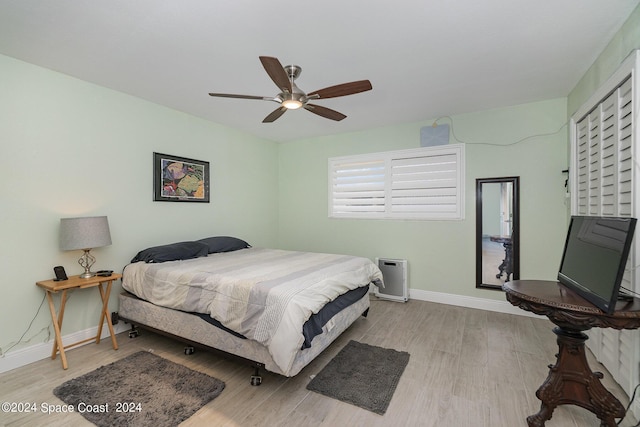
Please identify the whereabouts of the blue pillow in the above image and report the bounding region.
[131,241,209,263]
[197,236,251,254]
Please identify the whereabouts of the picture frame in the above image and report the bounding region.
[153,152,210,203]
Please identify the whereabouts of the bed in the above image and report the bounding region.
[116,237,383,383]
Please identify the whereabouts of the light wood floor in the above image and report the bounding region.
[1,297,637,427]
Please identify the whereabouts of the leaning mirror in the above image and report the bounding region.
[476,176,520,290]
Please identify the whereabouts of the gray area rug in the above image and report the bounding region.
[307,340,410,415]
[53,351,225,427]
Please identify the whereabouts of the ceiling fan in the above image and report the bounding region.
[208,56,372,123]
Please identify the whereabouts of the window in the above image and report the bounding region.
[329,144,465,220]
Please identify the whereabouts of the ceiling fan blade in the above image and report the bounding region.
[304,104,347,121]
[208,93,272,101]
[307,80,372,99]
[263,106,287,123]
[259,56,292,93]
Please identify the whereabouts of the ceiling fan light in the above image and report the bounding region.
[282,99,303,109]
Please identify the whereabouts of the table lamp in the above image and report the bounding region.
[59,216,112,278]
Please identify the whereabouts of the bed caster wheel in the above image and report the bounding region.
[128,330,139,338]
[184,346,195,355]
[250,375,262,386]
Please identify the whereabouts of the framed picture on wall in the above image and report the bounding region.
[153,152,210,202]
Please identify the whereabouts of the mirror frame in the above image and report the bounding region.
[475,176,520,290]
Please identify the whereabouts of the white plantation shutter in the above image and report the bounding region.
[588,106,601,215]
[330,158,385,216]
[575,119,589,214]
[570,50,639,416]
[329,144,464,220]
[575,76,634,218]
[618,77,634,217]
[390,151,460,216]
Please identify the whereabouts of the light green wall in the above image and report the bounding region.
[568,4,640,116]
[0,54,279,355]
[278,98,569,301]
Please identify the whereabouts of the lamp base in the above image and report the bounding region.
[78,249,96,279]
[79,271,96,279]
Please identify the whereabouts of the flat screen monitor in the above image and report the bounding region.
[558,216,636,314]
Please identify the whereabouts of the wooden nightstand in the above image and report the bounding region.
[36,273,121,369]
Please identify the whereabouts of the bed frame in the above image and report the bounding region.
[114,291,370,385]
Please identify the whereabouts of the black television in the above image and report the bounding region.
[558,216,636,314]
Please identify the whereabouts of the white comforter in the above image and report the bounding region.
[122,247,383,373]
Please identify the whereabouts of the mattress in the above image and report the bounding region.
[121,247,383,374]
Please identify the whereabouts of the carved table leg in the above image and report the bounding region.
[495,242,513,281]
[527,326,625,427]
[503,242,513,281]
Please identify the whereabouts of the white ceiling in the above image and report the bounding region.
[0,1,638,142]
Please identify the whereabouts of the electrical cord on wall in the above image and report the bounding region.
[432,115,568,147]
[0,293,51,357]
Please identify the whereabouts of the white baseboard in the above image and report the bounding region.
[0,322,128,374]
[406,288,544,319]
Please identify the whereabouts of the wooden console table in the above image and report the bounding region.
[503,280,640,427]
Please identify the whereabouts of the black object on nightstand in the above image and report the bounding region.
[53,266,68,281]
[96,270,113,277]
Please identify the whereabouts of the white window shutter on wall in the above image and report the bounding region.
[575,76,632,217]
[329,144,464,220]
[618,76,634,217]
[390,151,460,216]
[330,158,386,216]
